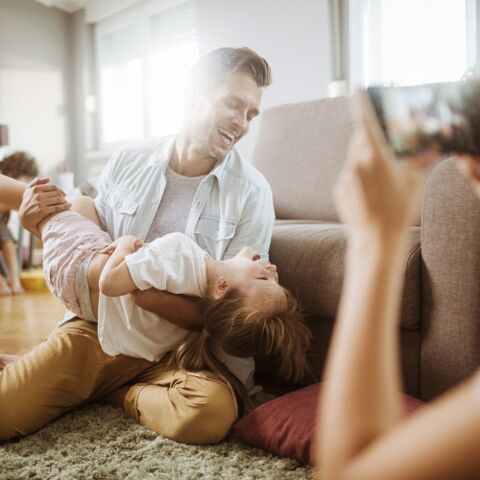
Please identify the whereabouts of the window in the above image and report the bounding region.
[147,3,199,138]
[96,0,198,146]
[98,23,144,144]
[352,0,475,87]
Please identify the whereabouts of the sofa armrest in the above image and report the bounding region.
[421,157,480,400]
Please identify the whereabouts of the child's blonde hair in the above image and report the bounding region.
[172,287,311,412]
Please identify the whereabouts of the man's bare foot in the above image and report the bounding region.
[0,354,20,371]
[0,276,11,296]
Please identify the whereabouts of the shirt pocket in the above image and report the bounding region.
[195,215,236,241]
[101,190,140,235]
[104,190,140,215]
[194,215,237,259]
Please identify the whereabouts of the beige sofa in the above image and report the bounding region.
[251,96,480,401]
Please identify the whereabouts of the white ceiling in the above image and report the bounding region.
[33,0,94,14]
[33,0,146,22]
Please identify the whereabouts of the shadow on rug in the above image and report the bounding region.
[0,404,313,479]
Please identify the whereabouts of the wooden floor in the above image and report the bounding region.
[0,291,63,354]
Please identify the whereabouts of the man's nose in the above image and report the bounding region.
[232,111,248,132]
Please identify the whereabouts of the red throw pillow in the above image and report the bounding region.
[233,383,424,465]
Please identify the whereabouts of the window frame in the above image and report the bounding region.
[94,0,197,150]
[348,0,478,88]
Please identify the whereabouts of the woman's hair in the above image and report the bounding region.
[172,287,311,412]
[0,151,38,180]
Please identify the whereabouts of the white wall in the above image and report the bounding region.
[0,0,334,181]
[0,0,73,177]
[195,0,333,159]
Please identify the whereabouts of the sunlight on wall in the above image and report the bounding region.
[96,0,198,146]
[0,68,68,174]
[100,58,144,144]
[147,43,199,137]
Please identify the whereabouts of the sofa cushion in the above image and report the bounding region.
[251,97,353,222]
[234,383,424,465]
[252,95,427,226]
[270,222,421,330]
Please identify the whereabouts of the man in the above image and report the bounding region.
[0,47,274,444]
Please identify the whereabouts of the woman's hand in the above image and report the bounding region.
[334,91,435,241]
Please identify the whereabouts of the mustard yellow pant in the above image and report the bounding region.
[0,320,238,444]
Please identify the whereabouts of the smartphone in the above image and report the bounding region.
[366,79,480,156]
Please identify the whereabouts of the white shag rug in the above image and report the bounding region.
[0,404,313,480]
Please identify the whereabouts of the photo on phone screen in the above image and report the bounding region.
[367,79,480,156]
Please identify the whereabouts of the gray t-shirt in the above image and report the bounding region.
[145,166,205,242]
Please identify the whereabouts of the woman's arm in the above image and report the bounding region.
[316,92,480,480]
[318,91,422,478]
[98,235,143,296]
[327,375,480,480]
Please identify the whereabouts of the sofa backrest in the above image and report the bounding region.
[420,157,480,399]
[251,96,353,222]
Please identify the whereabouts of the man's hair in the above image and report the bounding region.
[189,47,272,91]
[172,287,311,412]
[0,151,38,180]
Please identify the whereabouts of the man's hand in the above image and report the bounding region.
[129,289,203,331]
[19,177,70,237]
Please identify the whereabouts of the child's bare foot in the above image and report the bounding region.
[0,354,20,371]
[0,276,11,296]
[9,277,24,295]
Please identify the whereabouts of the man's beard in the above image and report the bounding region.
[191,123,232,162]
[207,143,228,162]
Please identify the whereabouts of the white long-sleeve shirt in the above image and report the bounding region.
[98,233,207,362]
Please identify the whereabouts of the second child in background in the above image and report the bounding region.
[0,151,38,295]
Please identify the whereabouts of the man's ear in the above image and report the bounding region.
[212,276,230,300]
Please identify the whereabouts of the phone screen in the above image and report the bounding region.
[367,79,480,156]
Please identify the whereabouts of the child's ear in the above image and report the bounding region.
[213,276,230,300]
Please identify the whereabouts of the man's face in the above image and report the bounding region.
[186,72,263,161]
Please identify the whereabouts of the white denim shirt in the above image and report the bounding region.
[94,136,275,261]
[93,135,275,392]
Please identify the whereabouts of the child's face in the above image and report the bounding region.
[223,247,287,313]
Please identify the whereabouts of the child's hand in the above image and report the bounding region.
[100,235,143,255]
[99,242,118,255]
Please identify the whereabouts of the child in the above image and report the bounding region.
[0,151,38,295]
[31,193,310,411]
